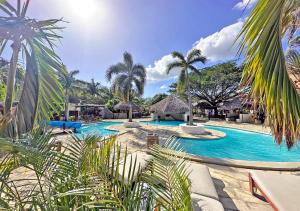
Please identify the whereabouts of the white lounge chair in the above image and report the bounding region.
[189,163,224,211]
[119,152,224,210]
[249,170,300,211]
[118,151,151,184]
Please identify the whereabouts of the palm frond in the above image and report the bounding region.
[123,51,133,70]
[132,64,146,82]
[111,74,128,96]
[188,56,207,65]
[238,0,300,148]
[106,62,127,81]
[171,51,185,61]
[30,39,64,124]
[141,137,192,210]
[0,0,64,137]
[4,48,39,137]
[133,77,144,95]
[189,65,201,75]
[166,61,183,74]
[289,35,300,47]
[187,49,207,64]
[69,69,79,77]
[0,129,193,210]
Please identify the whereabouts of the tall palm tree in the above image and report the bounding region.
[87,78,100,97]
[0,0,64,137]
[238,0,300,148]
[59,65,80,120]
[166,49,206,125]
[106,52,146,122]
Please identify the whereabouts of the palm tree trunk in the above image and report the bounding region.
[186,69,193,126]
[4,41,21,115]
[65,89,69,121]
[127,89,133,122]
[128,103,133,122]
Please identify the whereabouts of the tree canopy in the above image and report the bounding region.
[169,61,242,110]
[189,61,242,107]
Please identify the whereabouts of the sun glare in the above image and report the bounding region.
[69,0,99,20]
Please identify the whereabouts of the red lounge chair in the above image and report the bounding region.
[249,170,300,211]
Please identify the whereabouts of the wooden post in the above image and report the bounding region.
[147,133,159,148]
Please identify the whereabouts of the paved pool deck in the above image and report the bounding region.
[108,127,297,211]
[97,119,296,211]
[7,119,296,211]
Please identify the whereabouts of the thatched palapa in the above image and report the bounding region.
[114,102,140,112]
[100,108,113,119]
[150,95,189,114]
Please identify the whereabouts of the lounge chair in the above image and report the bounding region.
[118,151,151,184]
[188,163,224,211]
[249,170,300,211]
[119,152,224,210]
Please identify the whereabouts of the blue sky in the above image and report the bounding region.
[6,0,257,97]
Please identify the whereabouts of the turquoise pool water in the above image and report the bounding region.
[142,121,300,162]
[76,121,121,138]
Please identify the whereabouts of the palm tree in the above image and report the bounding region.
[106,52,146,122]
[87,78,100,97]
[238,0,300,148]
[59,65,80,120]
[0,0,64,137]
[98,85,114,102]
[166,49,206,125]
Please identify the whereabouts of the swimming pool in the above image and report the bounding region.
[76,121,121,138]
[141,121,300,162]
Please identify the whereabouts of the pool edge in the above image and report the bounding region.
[184,154,300,171]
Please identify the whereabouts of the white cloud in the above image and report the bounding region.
[160,85,168,89]
[234,0,257,10]
[146,20,244,82]
[146,54,180,82]
[193,20,243,61]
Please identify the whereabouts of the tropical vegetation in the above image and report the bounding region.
[0,132,192,210]
[59,66,80,120]
[0,0,64,137]
[166,49,206,125]
[239,0,300,148]
[106,52,146,122]
[169,61,243,116]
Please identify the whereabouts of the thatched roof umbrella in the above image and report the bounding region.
[150,95,189,113]
[114,102,141,112]
[100,108,113,119]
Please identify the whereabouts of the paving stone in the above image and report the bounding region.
[219,197,242,210]
[244,202,273,211]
